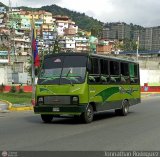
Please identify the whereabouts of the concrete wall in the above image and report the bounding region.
[0,65,30,85]
[140,69,160,86]
[0,65,12,85]
[0,66,5,84]
[139,60,160,70]
[138,58,160,85]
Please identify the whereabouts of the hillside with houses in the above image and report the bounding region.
[0,4,108,85]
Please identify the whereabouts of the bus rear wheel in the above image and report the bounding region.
[115,100,129,116]
[41,114,53,123]
[81,105,94,123]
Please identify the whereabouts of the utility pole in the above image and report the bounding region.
[48,24,51,54]
[7,0,12,65]
[136,35,139,62]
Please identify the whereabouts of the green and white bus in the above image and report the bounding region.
[34,53,141,123]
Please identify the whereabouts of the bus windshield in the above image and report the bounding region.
[38,55,87,85]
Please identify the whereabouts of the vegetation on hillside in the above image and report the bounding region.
[17,5,103,33]
[41,5,103,32]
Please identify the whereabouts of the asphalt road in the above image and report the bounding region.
[0,96,160,151]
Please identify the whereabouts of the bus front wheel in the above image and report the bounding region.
[41,114,53,123]
[81,105,94,123]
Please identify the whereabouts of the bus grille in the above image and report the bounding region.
[44,96,70,105]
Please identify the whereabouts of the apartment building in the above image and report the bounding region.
[102,28,110,39]
[145,28,153,50]
[131,26,160,51]
[39,11,53,24]
[133,29,145,50]
[75,36,89,52]
[64,20,78,36]
[117,23,131,40]
[54,15,70,36]
[109,24,118,39]
[65,37,75,49]
[13,32,31,55]
[103,23,131,40]
[0,28,10,47]
[152,27,160,50]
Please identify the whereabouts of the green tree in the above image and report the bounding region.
[122,39,137,51]
[53,40,60,53]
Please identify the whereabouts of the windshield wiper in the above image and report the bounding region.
[66,68,74,86]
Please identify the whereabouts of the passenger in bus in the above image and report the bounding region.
[120,74,126,83]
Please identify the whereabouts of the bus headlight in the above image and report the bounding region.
[38,97,44,105]
[72,96,79,104]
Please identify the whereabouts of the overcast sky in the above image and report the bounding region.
[1,0,160,27]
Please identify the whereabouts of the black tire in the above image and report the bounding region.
[74,115,80,119]
[81,105,94,123]
[118,100,129,116]
[41,114,53,123]
[115,109,121,115]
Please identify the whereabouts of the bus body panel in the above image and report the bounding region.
[89,84,140,111]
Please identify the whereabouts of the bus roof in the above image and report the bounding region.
[90,54,138,64]
[43,52,138,64]
[43,52,88,59]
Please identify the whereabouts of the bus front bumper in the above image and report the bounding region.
[34,105,86,115]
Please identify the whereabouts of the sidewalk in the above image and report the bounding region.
[141,92,160,98]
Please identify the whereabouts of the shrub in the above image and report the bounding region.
[10,86,16,93]
[0,83,5,92]
[19,86,24,93]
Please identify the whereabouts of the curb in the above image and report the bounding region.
[0,99,12,109]
[9,106,33,111]
[0,99,33,111]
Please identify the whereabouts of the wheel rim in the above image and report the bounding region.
[87,107,93,120]
[124,104,129,114]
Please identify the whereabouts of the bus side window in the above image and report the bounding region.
[129,63,139,84]
[110,61,120,83]
[120,62,130,84]
[89,58,100,83]
[100,59,109,83]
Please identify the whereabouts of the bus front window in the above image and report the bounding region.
[38,55,87,85]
